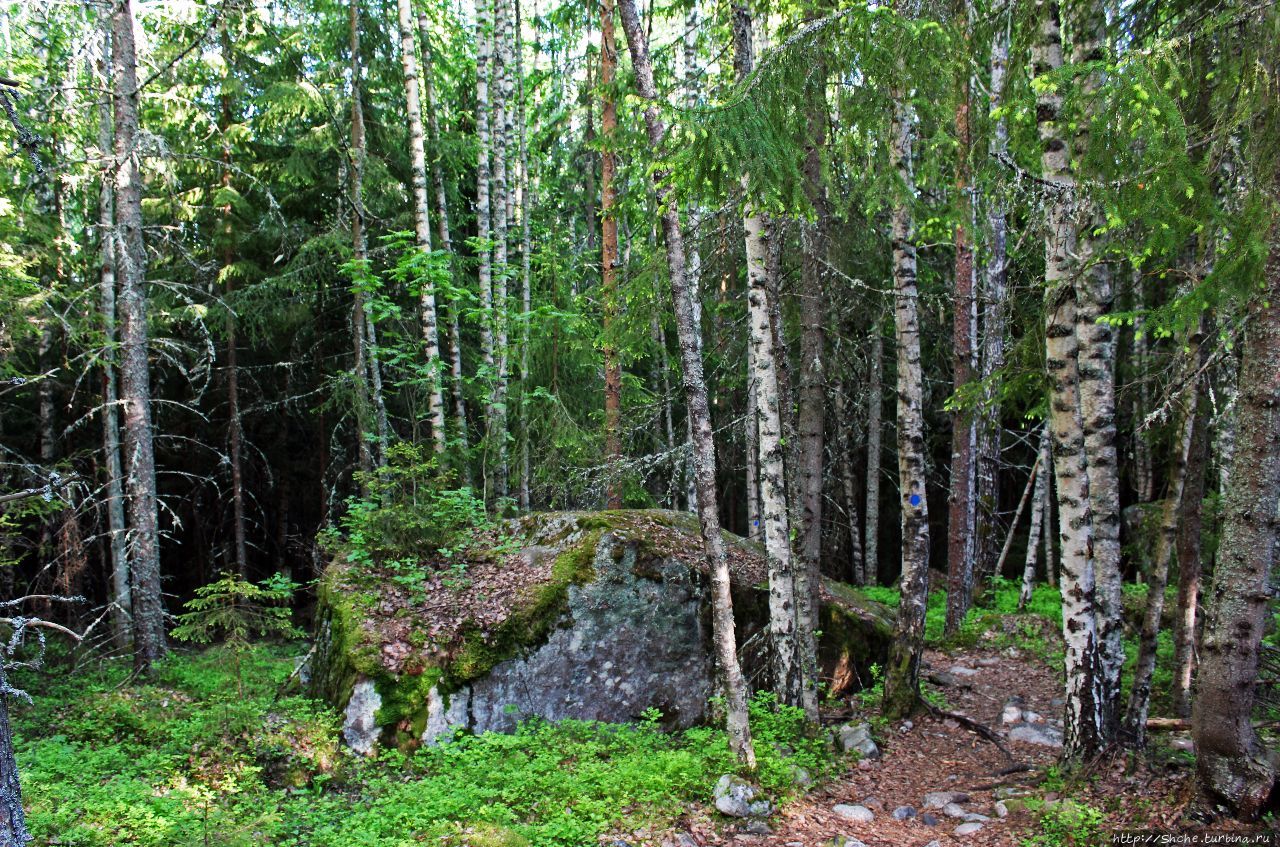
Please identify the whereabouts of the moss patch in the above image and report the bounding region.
[448,530,599,684]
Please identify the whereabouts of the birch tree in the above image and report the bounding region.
[732,2,817,722]
[396,0,447,456]
[882,0,931,719]
[1034,0,1110,759]
[617,0,755,765]
[975,8,1010,586]
[95,21,129,648]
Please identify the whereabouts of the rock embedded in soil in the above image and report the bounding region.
[954,822,985,836]
[949,666,979,677]
[892,805,917,820]
[943,803,968,818]
[832,804,875,823]
[311,510,894,752]
[824,838,867,847]
[1009,723,1064,748]
[714,774,772,818]
[922,791,969,808]
[994,802,1009,818]
[1001,704,1023,725]
[834,722,881,759]
[920,813,941,826]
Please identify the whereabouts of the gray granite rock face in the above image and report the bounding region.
[342,678,382,756]
[318,510,895,752]
[423,538,712,740]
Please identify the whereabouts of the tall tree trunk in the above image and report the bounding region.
[1019,425,1051,611]
[864,309,883,584]
[745,340,761,541]
[113,0,166,670]
[475,0,496,500]
[349,0,387,476]
[1172,363,1210,718]
[220,17,248,577]
[975,8,1010,591]
[836,379,864,584]
[681,0,703,514]
[732,2,816,721]
[95,23,130,648]
[1035,0,1108,759]
[796,35,830,601]
[1132,287,1154,502]
[600,0,622,508]
[945,0,977,636]
[882,35,930,720]
[1124,320,1204,745]
[487,0,514,500]
[397,0,447,456]
[516,0,533,511]
[418,11,471,474]
[618,0,755,766]
[1191,214,1280,819]
[1069,0,1125,733]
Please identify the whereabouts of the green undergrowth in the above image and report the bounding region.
[16,643,833,847]
[862,578,1064,661]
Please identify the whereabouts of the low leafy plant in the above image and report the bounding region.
[1022,798,1106,847]
[322,441,489,570]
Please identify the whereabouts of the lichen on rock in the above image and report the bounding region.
[309,509,893,752]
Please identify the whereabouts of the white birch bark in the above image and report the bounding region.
[618,0,756,766]
[396,0,447,456]
[882,46,930,719]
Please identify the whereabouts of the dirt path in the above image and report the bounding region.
[663,645,1068,847]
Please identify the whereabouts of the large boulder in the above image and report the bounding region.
[309,509,892,752]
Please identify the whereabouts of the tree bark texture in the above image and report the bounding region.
[865,310,883,585]
[396,0,447,456]
[1191,214,1280,820]
[1035,0,1109,759]
[975,8,1010,590]
[883,59,930,721]
[1019,426,1051,611]
[732,3,816,721]
[945,0,978,636]
[1172,368,1210,718]
[113,0,166,670]
[96,21,130,648]
[618,0,756,765]
[601,0,622,509]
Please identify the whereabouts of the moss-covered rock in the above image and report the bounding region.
[310,509,892,752]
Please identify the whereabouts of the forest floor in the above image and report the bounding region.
[16,581,1276,847]
[653,636,1255,847]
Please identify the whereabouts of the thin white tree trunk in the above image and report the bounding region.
[975,9,1010,588]
[882,47,930,719]
[732,2,815,721]
[95,23,130,648]
[418,11,471,471]
[618,0,755,766]
[475,0,496,499]
[864,310,883,584]
[487,0,514,500]
[516,0,533,510]
[1019,426,1051,611]
[396,0,447,456]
